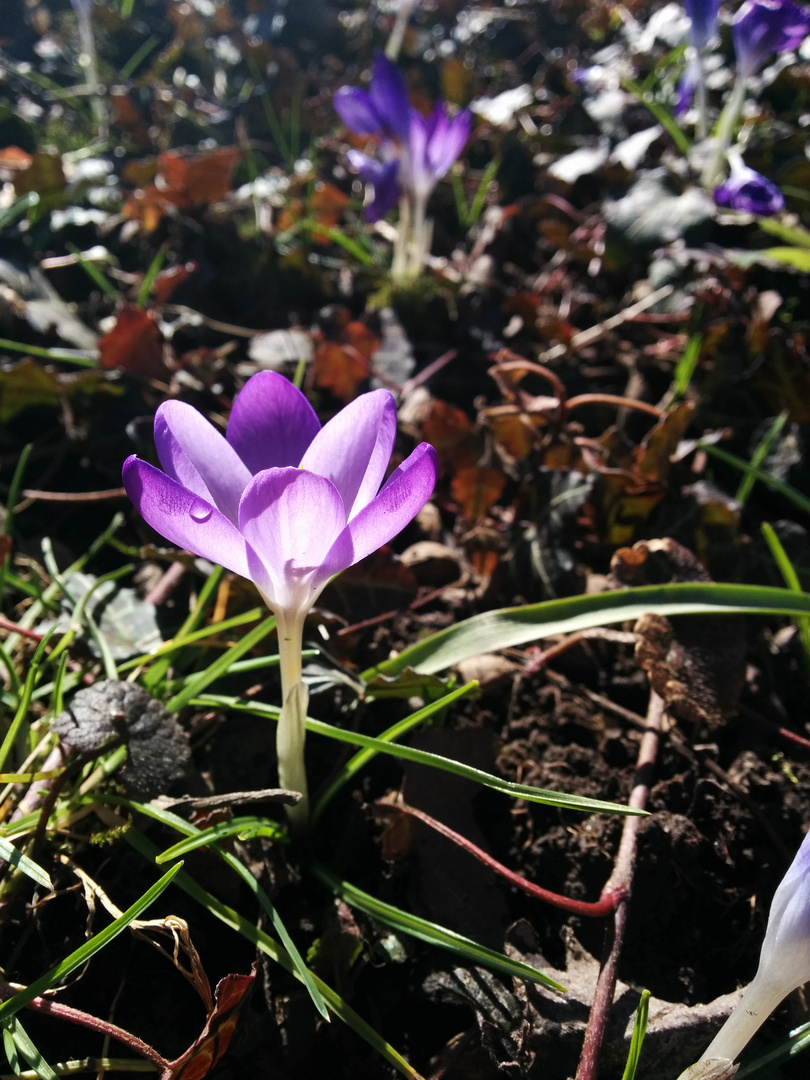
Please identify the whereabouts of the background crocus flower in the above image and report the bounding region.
[123,372,439,823]
[714,159,785,213]
[678,830,810,1078]
[334,53,471,275]
[678,0,721,133]
[733,0,810,79]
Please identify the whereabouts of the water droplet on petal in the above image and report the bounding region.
[189,501,213,523]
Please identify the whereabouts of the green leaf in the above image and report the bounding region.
[0,863,183,1023]
[701,443,810,515]
[358,583,810,677]
[194,694,643,816]
[3,1017,58,1080]
[757,218,810,248]
[0,839,53,892]
[736,1018,810,1078]
[309,861,566,992]
[621,989,651,1080]
[729,246,810,271]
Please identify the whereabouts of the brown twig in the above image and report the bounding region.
[20,488,127,503]
[574,690,666,1080]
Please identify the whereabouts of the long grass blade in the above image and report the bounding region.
[0,864,183,1023]
[309,861,566,992]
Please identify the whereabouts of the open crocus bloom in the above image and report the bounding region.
[123,372,438,619]
[124,372,439,824]
[334,52,471,225]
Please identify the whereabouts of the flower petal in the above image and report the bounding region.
[334,87,383,135]
[299,389,397,518]
[369,52,412,141]
[714,166,785,214]
[155,401,252,524]
[226,371,321,474]
[239,467,353,612]
[341,442,438,565]
[427,107,472,181]
[123,456,252,579]
[347,153,401,220]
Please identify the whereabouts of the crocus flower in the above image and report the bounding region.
[733,0,810,79]
[714,159,785,213]
[334,53,471,232]
[123,372,439,822]
[677,830,810,1079]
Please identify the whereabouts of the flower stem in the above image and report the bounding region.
[275,609,310,830]
[701,76,747,189]
[701,977,786,1065]
[695,50,708,142]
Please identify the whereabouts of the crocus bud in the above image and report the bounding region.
[678,831,810,1079]
[713,154,785,215]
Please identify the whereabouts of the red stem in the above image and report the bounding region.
[25,996,169,1070]
[374,801,618,918]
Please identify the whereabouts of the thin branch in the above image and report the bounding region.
[575,690,666,1080]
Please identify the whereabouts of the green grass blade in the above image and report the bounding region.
[0,193,40,232]
[118,823,425,1079]
[309,861,566,992]
[0,628,58,772]
[0,864,183,1023]
[155,816,286,861]
[137,246,167,307]
[311,681,478,822]
[165,613,277,711]
[297,220,376,265]
[193,695,641,815]
[701,442,810,514]
[621,76,691,154]
[672,331,702,399]
[736,412,789,505]
[736,1018,810,1078]
[0,339,97,367]
[105,798,325,1019]
[761,523,810,671]
[3,1017,58,1080]
[0,839,53,892]
[142,564,226,691]
[358,583,810,677]
[621,989,651,1080]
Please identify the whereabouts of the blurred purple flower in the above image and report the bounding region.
[334,52,471,220]
[733,0,810,78]
[123,372,438,620]
[714,161,785,213]
[685,0,721,50]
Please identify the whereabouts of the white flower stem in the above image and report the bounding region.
[274,608,310,831]
[701,976,787,1064]
[392,195,411,279]
[701,76,747,189]
[695,50,708,142]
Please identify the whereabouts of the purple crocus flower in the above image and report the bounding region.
[679,830,810,1075]
[123,372,438,825]
[733,0,810,79]
[123,372,438,621]
[334,53,472,221]
[714,160,785,213]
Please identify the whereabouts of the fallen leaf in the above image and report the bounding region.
[452,466,506,522]
[98,304,166,378]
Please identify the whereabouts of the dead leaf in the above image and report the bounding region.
[452,466,506,522]
[98,304,166,379]
[161,966,256,1080]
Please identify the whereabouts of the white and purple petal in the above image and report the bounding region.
[341,442,438,566]
[155,401,252,525]
[239,468,353,612]
[122,457,252,579]
[226,371,321,474]
[348,152,401,220]
[426,107,472,182]
[300,389,397,518]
